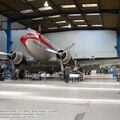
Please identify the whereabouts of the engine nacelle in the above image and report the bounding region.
[56,50,73,65]
[8,52,26,66]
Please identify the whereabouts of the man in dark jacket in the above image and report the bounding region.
[64,65,71,83]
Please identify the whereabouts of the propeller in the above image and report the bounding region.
[0,51,16,61]
[46,48,57,54]
[0,52,9,56]
[46,43,75,72]
[60,58,64,72]
[64,43,75,51]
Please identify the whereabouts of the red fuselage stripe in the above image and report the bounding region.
[20,36,55,57]
[21,36,54,49]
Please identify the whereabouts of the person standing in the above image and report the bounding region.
[64,65,71,83]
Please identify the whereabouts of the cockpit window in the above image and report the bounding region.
[27,33,39,38]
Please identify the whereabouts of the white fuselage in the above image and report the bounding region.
[21,33,58,62]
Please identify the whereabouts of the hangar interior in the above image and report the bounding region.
[0,0,120,120]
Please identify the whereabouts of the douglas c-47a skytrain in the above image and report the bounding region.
[0,31,75,71]
[1,31,120,72]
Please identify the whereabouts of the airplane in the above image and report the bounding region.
[0,30,120,74]
[0,31,75,72]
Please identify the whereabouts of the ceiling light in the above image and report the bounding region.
[73,20,85,22]
[61,26,68,28]
[56,21,66,24]
[48,27,57,30]
[86,13,100,16]
[32,17,43,20]
[44,1,49,7]
[92,24,103,27]
[68,14,81,16]
[68,24,71,28]
[61,5,76,8]
[20,9,33,14]
[77,25,88,27]
[61,24,71,28]
[82,3,98,7]
[38,6,52,11]
[48,15,60,18]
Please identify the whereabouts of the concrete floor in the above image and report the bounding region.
[0,78,120,120]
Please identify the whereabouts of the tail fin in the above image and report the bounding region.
[38,24,42,34]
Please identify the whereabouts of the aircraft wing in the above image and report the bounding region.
[21,57,120,72]
[18,59,60,73]
[0,58,10,65]
[75,57,120,66]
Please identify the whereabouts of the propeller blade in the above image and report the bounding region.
[64,43,75,51]
[46,48,57,54]
[60,59,64,72]
[0,52,8,56]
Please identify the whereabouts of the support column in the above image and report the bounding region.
[115,9,120,56]
[5,18,12,77]
[114,27,120,78]
[115,25,120,56]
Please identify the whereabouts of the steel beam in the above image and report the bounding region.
[23,0,60,29]
[48,0,76,27]
[13,9,119,21]
[96,0,104,26]
[43,27,116,33]
[73,0,90,26]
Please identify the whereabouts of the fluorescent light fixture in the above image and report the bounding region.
[44,1,49,7]
[73,20,85,22]
[56,21,66,24]
[68,24,71,28]
[48,27,57,30]
[92,24,103,27]
[32,17,43,20]
[38,6,52,11]
[68,14,81,16]
[82,3,98,7]
[86,13,100,16]
[48,15,60,18]
[61,4,76,8]
[61,24,71,28]
[77,24,88,27]
[20,9,33,14]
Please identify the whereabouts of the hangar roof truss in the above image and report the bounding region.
[0,0,119,33]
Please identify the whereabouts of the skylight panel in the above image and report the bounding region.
[86,13,100,16]
[82,4,98,7]
[77,25,88,27]
[68,14,81,16]
[61,5,76,8]
[56,21,66,24]
[61,24,71,28]
[73,20,85,22]
[44,1,49,7]
[20,9,33,14]
[92,24,103,27]
[68,24,71,28]
[48,15,60,18]
[38,6,52,11]
[32,17,43,20]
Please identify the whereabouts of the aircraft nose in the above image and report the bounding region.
[20,36,27,44]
